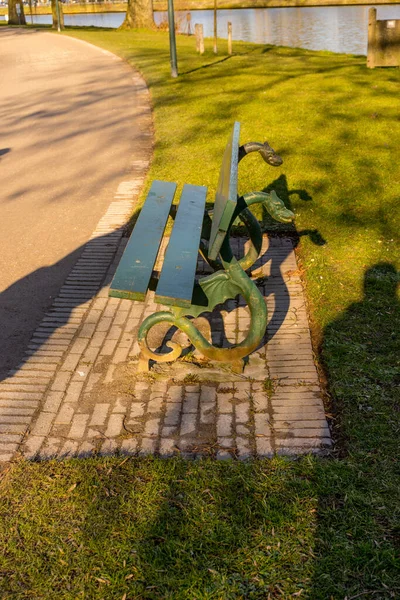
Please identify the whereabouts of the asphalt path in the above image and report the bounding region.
[0,29,149,379]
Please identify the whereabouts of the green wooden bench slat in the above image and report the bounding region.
[208,121,240,261]
[109,180,177,301]
[155,184,207,308]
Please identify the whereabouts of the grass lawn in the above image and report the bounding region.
[0,27,399,599]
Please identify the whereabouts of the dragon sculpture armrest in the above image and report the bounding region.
[137,140,294,372]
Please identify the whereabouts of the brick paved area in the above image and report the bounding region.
[0,80,331,462]
[0,223,331,461]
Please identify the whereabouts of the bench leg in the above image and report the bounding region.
[137,261,267,369]
[230,359,245,374]
[137,357,150,373]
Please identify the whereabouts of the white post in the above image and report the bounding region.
[228,21,232,55]
[213,0,217,54]
[199,24,204,55]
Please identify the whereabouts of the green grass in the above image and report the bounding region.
[0,28,399,599]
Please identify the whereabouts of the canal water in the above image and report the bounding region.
[30,4,400,55]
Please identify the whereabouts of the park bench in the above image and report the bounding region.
[109,122,294,372]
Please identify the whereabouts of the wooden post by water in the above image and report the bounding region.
[228,21,232,54]
[367,7,377,68]
[213,0,218,54]
[195,23,200,52]
[186,12,191,36]
[367,8,400,68]
[199,24,205,55]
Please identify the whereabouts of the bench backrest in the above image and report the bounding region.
[208,121,240,261]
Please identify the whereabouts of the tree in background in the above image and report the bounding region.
[120,0,155,29]
[8,0,26,26]
[51,0,64,30]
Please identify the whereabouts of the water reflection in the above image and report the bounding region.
[30,5,400,55]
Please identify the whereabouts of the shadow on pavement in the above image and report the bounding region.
[0,230,122,381]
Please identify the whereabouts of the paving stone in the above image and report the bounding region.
[78,441,96,457]
[236,424,250,435]
[60,353,81,373]
[40,438,61,459]
[275,425,331,437]
[182,393,199,414]
[0,434,23,443]
[0,407,35,416]
[235,402,250,424]
[51,372,72,393]
[112,347,130,364]
[68,414,89,439]
[153,381,168,393]
[167,386,183,402]
[87,428,102,440]
[159,438,177,456]
[147,395,164,414]
[113,397,129,413]
[85,373,101,394]
[272,398,323,408]
[234,382,251,400]
[252,392,269,412]
[103,364,117,384]
[218,437,234,449]
[101,439,118,454]
[0,414,32,424]
[254,414,271,438]
[24,435,45,459]
[144,418,161,436]
[236,437,252,460]
[200,386,216,403]
[0,442,19,454]
[216,450,232,461]
[0,391,42,401]
[130,403,145,419]
[96,317,113,333]
[0,423,29,434]
[217,414,232,437]
[200,402,215,425]
[217,394,234,414]
[42,392,65,414]
[64,381,84,403]
[180,413,197,436]
[275,437,332,449]
[161,426,177,437]
[140,437,157,455]
[100,339,119,356]
[31,413,55,437]
[105,414,124,438]
[164,403,182,426]
[255,436,273,457]
[120,438,138,454]
[185,385,200,393]
[0,383,47,393]
[134,382,150,393]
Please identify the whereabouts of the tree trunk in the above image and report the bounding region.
[8,0,26,26]
[120,0,155,30]
[51,0,64,30]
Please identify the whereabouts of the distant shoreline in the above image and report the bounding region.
[1,0,399,17]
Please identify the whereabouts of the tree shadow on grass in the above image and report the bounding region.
[310,262,400,599]
[76,457,318,599]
